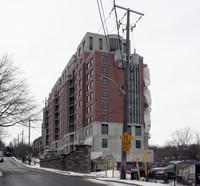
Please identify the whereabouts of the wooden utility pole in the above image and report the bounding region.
[28,118,31,165]
[114,3,144,180]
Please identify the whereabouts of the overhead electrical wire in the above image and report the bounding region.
[96,0,124,98]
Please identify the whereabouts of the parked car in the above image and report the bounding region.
[0,155,4,162]
[148,161,182,181]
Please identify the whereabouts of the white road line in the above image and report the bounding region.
[0,171,3,176]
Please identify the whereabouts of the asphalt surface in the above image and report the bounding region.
[0,157,105,186]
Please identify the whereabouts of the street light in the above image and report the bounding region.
[98,75,125,95]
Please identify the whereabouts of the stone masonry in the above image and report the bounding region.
[40,145,91,173]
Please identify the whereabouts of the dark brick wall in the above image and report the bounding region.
[40,145,91,173]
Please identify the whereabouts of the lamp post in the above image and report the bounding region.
[98,75,125,95]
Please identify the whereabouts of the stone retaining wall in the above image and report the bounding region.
[40,145,91,173]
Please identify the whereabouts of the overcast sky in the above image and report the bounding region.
[0,0,200,146]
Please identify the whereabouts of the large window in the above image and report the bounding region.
[102,66,108,74]
[102,55,108,63]
[136,140,141,149]
[89,37,93,50]
[102,124,108,135]
[102,78,108,86]
[102,102,108,110]
[99,38,103,50]
[109,38,122,51]
[102,114,108,122]
[102,90,108,98]
[135,126,141,136]
[102,139,108,148]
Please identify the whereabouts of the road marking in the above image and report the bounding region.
[0,171,3,177]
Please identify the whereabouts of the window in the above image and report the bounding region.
[90,103,93,112]
[102,66,108,74]
[89,37,93,50]
[87,118,90,125]
[75,104,77,110]
[87,84,89,92]
[135,126,141,136]
[102,78,108,86]
[99,38,103,50]
[90,69,93,77]
[87,62,90,70]
[90,80,93,89]
[87,106,89,114]
[87,95,89,103]
[109,38,122,51]
[82,40,85,50]
[102,102,108,110]
[127,126,131,135]
[89,126,93,135]
[102,124,108,135]
[78,47,81,57]
[102,113,108,122]
[102,90,108,98]
[102,139,108,148]
[87,73,89,81]
[136,140,141,149]
[85,128,89,137]
[79,100,82,106]
[102,55,108,63]
[90,92,93,100]
[90,58,93,66]
[75,113,77,120]
[90,115,93,123]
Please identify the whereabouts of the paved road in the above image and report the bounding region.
[0,157,105,186]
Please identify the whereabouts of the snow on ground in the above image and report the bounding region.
[12,157,181,186]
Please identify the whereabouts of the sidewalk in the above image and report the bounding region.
[12,157,170,186]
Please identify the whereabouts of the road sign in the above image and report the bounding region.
[120,132,132,142]
[122,141,130,152]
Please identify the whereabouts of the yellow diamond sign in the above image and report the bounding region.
[120,132,132,142]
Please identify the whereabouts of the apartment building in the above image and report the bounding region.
[42,32,153,162]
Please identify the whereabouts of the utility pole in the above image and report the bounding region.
[28,118,31,165]
[114,3,144,180]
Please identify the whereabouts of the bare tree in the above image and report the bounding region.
[170,127,194,146]
[0,54,39,128]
